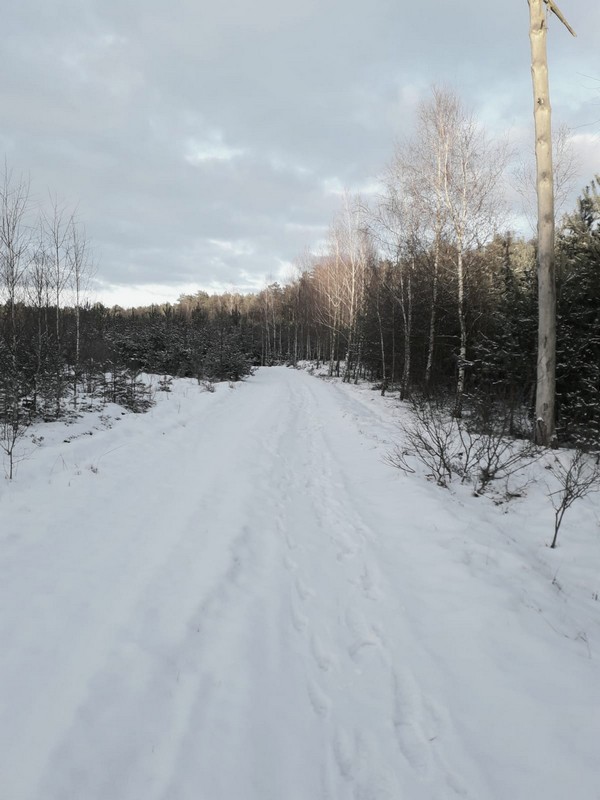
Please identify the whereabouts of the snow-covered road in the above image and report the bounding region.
[1,367,599,799]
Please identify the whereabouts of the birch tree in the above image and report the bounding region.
[0,169,33,477]
[0,169,32,352]
[427,88,507,415]
[68,218,91,407]
[44,198,75,415]
[312,254,343,376]
[408,90,453,386]
[328,194,369,382]
[373,162,422,399]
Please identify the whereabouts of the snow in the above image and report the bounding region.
[1,367,599,800]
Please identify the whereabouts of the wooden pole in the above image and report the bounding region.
[528,0,575,446]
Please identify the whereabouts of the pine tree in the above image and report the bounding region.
[556,177,600,446]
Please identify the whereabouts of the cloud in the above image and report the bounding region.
[3,0,599,304]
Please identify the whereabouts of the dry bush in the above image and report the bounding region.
[389,393,540,493]
[547,450,600,548]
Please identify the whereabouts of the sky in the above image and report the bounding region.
[3,0,599,307]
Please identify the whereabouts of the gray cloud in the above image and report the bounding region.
[3,0,599,304]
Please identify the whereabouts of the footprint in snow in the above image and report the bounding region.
[391,667,433,779]
[306,678,331,718]
[310,632,333,672]
[289,591,308,632]
[295,575,314,601]
[282,554,297,572]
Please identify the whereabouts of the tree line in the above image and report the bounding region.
[1,88,599,459]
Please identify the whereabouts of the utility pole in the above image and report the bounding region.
[528,0,575,446]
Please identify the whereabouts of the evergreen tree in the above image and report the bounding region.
[556,177,600,446]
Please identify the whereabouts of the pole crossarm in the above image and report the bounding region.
[543,0,577,36]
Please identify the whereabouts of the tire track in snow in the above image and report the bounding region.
[4,367,482,800]
[267,376,408,799]
[34,375,306,800]
[273,372,477,799]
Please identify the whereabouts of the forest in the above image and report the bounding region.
[1,90,599,456]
